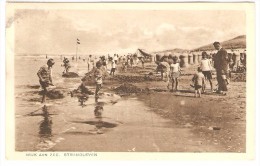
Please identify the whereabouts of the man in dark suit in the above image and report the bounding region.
[213,41,229,95]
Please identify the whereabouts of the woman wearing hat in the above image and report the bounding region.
[37,58,55,103]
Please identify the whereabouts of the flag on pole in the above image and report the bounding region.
[77,38,80,44]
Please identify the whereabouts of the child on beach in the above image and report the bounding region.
[110,58,116,76]
[140,57,145,69]
[37,59,55,103]
[225,56,234,85]
[200,51,213,92]
[62,57,71,74]
[130,57,133,67]
[121,58,127,72]
[191,67,205,98]
[87,55,94,72]
[169,58,181,91]
[94,61,103,97]
[75,60,108,97]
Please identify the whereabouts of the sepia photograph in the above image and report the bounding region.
[4,2,256,160]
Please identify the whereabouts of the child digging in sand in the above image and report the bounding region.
[192,67,205,98]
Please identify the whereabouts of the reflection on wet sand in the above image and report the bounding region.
[36,105,55,151]
[77,95,89,107]
[39,105,52,138]
[93,100,104,134]
[71,83,94,107]
[74,95,117,134]
[94,101,104,118]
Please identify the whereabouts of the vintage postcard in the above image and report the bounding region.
[5,2,255,160]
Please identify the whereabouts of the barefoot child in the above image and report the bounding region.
[192,67,205,98]
[110,58,116,76]
[37,59,55,103]
[200,51,213,92]
[121,58,127,72]
[63,57,71,74]
[169,57,181,91]
[94,61,103,97]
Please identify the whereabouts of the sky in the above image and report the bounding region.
[11,9,246,55]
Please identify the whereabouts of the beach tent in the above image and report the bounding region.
[135,48,155,62]
[136,49,152,58]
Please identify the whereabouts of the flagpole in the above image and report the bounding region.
[76,38,80,62]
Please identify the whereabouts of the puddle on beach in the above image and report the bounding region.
[15,80,146,151]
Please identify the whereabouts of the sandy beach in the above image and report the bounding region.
[14,55,246,152]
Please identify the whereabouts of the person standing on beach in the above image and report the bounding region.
[192,67,205,98]
[130,56,133,67]
[87,55,93,72]
[140,57,145,69]
[37,59,55,103]
[169,57,180,91]
[121,57,127,72]
[200,51,213,92]
[100,56,107,69]
[212,41,229,95]
[94,61,103,97]
[63,57,71,74]
[114,54,118,64]
[110,58,116,76]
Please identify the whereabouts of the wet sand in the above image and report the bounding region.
[118,65,246,152]
[15,56,246,152]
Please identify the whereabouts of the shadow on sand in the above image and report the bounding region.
[72,120,118,128]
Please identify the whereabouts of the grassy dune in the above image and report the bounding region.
[192,35,246,51]
[156,35,246,54]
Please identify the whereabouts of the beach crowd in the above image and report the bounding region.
[37,41,246,103]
